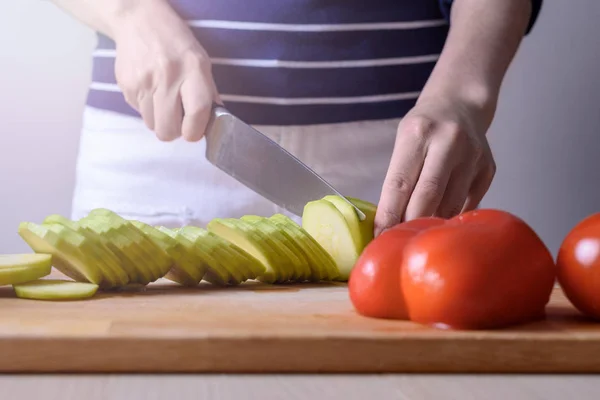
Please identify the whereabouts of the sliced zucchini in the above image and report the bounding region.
[271,214,339,281]
[207,218,280,283]
[322,196,363,251]
[180,226,265,282]
[241,215,311,282]
[130,221,198,286]
[18,222,104,285]
[86,209,172,280]
[176,226,240,285]
[156,226,213,285]
[0,254,52,286]
[13,279,98,300]
[302,199,359,281]
[345,196,377,250]
[228,218,302,282]
[43,214,129,288]
[323,195,377,253]
[77,217,151,284]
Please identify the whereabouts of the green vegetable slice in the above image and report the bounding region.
[13,279,98,300]
[0,254,52,286]
[302,200,359,281]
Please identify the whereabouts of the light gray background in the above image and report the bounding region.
[1,1,599,256]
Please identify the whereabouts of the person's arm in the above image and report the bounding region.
[49,0,219,142]
[49,0,143,38]
[422,0,534,127]
[375,0,535,234]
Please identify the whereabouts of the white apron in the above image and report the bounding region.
[71,106,398,227]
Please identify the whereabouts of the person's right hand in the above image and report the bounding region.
[113,0,220,142]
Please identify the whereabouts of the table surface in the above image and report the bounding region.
[2,278,600,397]
[2,374,600,399]
[2,277,600,373]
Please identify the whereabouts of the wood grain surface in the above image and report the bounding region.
[0,272,599,373]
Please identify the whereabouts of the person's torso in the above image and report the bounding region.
[87,0,450,126]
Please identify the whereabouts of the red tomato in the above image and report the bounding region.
[401,209,557,329]
[348,217,445,319]
[557,213,600,319]
[390,217,448,232]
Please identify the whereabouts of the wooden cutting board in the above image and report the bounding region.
[0,271,599,373]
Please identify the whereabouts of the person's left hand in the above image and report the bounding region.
[374,96,496,236]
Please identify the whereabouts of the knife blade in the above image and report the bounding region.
[204,105,366,220]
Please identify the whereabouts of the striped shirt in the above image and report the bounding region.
[87,0,542,126]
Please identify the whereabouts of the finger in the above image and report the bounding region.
[208,71,224,106]
[122,89,140,112]
[137,92,155,131]
[180,72,215,142]
[374,131,427,235]
[435,164,476,218]
[214,92,224,106]
[462,162,495,212]
[117,62,154,114]
[153,83,184,142]
[403,142,456,221]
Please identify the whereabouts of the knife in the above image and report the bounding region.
[203,104,366,221]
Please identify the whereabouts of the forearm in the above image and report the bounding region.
[49,0,171,39]
[419,0,532,124]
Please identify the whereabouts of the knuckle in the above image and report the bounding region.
[120,88,135,105]
[471,142,494,173]
[121,89,142,111]
[117,69,152,93]
[383,173,413,196]
[442,121,465,146]
[182,103,212,141]
[470,142,485,164]
[443,120,462,136]
[115,71,136,92]
[184,52,210,71]
[187,107,210,123]
[187,97,213,118]
[399,115,435,142]
[156,56,180,79]
[416,178,444,200]
[182,117,208,141]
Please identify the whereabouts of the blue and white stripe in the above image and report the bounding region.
[86,0,542,126]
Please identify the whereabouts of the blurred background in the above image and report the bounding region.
[1,1,599,256]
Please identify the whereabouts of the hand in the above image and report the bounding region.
[113,0,220,141]
[374,96,496,235]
